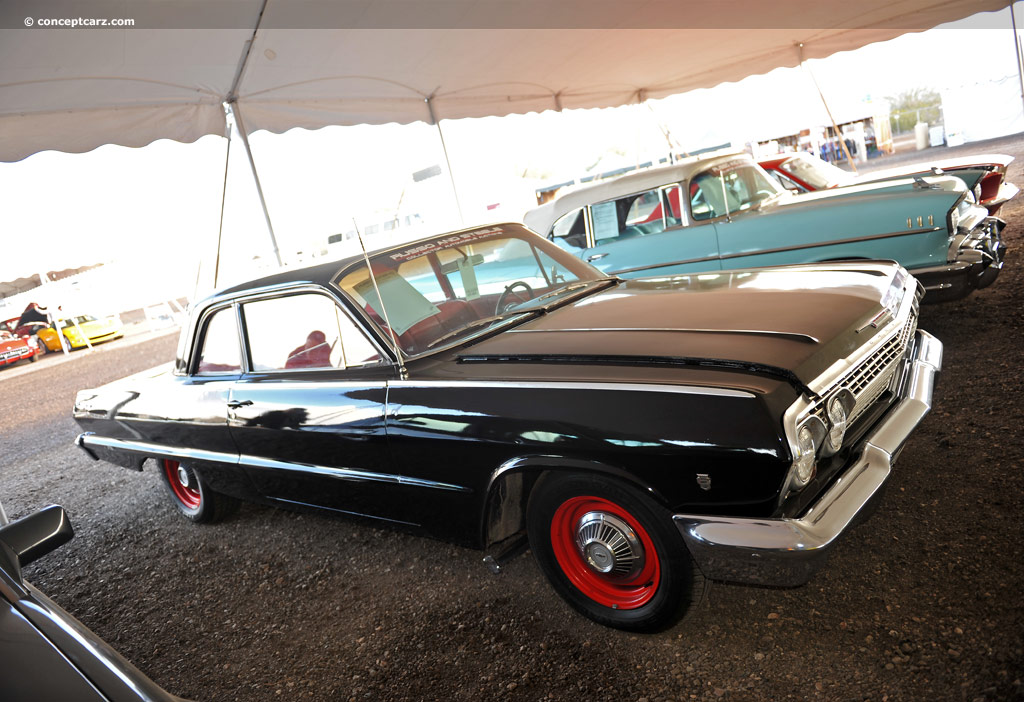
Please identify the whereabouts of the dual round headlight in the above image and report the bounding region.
[791,395,851,492]
[793,424,817,487]
[826,397,848,453]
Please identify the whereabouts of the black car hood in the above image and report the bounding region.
[459,262,904,390]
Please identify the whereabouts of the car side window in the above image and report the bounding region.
[691,162,781,221]
[195,307,242,375]
[550,208,587,249]
[593,188,670,243]
[766,169,805,192]
[243,293,380,372]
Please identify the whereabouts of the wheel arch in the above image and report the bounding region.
[478,455,670,550]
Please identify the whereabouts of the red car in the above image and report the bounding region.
[0,330,40,368]
[759,152,1018,215]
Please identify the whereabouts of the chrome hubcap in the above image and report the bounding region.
[177,465,191,488]
[575,511,644,579]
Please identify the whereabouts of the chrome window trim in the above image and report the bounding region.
[387,379,755,399]
[233,284,392,372]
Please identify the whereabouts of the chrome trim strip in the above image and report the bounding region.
[674,329,942,588]
[240,454,471,493]
[78,435,238,466]
[608,227,944,277]
[77,435,470,493]
[387,379,755,399]
[507,327,819,344]
[609,254,721,276]
[717,227,944,263]
[266,497,420,527]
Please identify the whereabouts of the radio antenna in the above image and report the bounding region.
[353,219,408,380]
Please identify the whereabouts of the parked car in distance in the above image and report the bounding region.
[0,499,184,701]
[524,152,1006,304]
[74,223,941,631]
[0,330,40,367]
[36,314,124,352]
[759,151,1018,215]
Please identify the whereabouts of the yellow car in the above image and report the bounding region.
[37,314,124,352]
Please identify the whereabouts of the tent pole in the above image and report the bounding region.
[1012,1,1024,122]
[798,43,857,173]
[229,102,284,267]
[212,104,234,289]
[426,97,464,225]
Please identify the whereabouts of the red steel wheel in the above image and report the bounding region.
[162,459,201,511]
[158,458,238,523]
[549,495,660,610]
[527,472,706,632]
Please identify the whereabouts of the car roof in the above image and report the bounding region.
[204,222,530,304]
[523,149,747,234]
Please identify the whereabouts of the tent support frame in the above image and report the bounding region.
[426,97,464,225]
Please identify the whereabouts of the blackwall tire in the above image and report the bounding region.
[159,458,238,524]
[526,472,707,632]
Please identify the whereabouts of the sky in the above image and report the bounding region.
[1,6,1023,293]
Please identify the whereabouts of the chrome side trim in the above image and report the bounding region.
[608,227,944,277]
[507,328,819,344]
[77,434,238,466]
[76,434,470,493]
[717,227,944,262]
[609,253,721,276]
[387,379,755,399]
[673,329,942,588]
[240,454,471,493]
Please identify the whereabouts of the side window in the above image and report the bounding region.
[195,307,241,375]
[593,188,667,243]
[550,208,587,249]
[661,185,685,226]
[767,170,805,192]
[243,293,379,372]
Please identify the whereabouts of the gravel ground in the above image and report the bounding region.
[3,134,1024,702]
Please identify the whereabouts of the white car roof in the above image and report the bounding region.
[523,149,746,235]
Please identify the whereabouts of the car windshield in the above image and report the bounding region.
[689,160,782,220]
[336,224,609,356]
[59,315,97,328]
[779,152,853,189]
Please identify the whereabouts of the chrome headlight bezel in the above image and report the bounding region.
[787,415,825,493]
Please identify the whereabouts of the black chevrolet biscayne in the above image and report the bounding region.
[74,223,942,631]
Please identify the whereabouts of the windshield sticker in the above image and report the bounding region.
[387,227,506,262]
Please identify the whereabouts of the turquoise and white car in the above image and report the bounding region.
[524,152,1005,303]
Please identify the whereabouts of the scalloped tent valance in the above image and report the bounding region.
[0,0,1010,162]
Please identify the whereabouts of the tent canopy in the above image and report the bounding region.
[0,0,1010,162]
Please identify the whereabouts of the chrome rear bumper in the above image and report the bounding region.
[910,217,1006,303]
[673,329,942,587]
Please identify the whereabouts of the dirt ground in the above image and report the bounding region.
[2,134,1023,702]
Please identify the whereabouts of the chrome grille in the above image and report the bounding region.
[812,310,918,426]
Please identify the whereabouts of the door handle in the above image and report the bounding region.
[226,399,253,409]
[586,253,609,263]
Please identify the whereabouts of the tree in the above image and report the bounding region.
[887,87,942,134]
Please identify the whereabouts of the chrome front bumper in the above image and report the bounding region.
[673,329,942,588]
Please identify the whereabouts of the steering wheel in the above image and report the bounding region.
[495,281,535,314]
